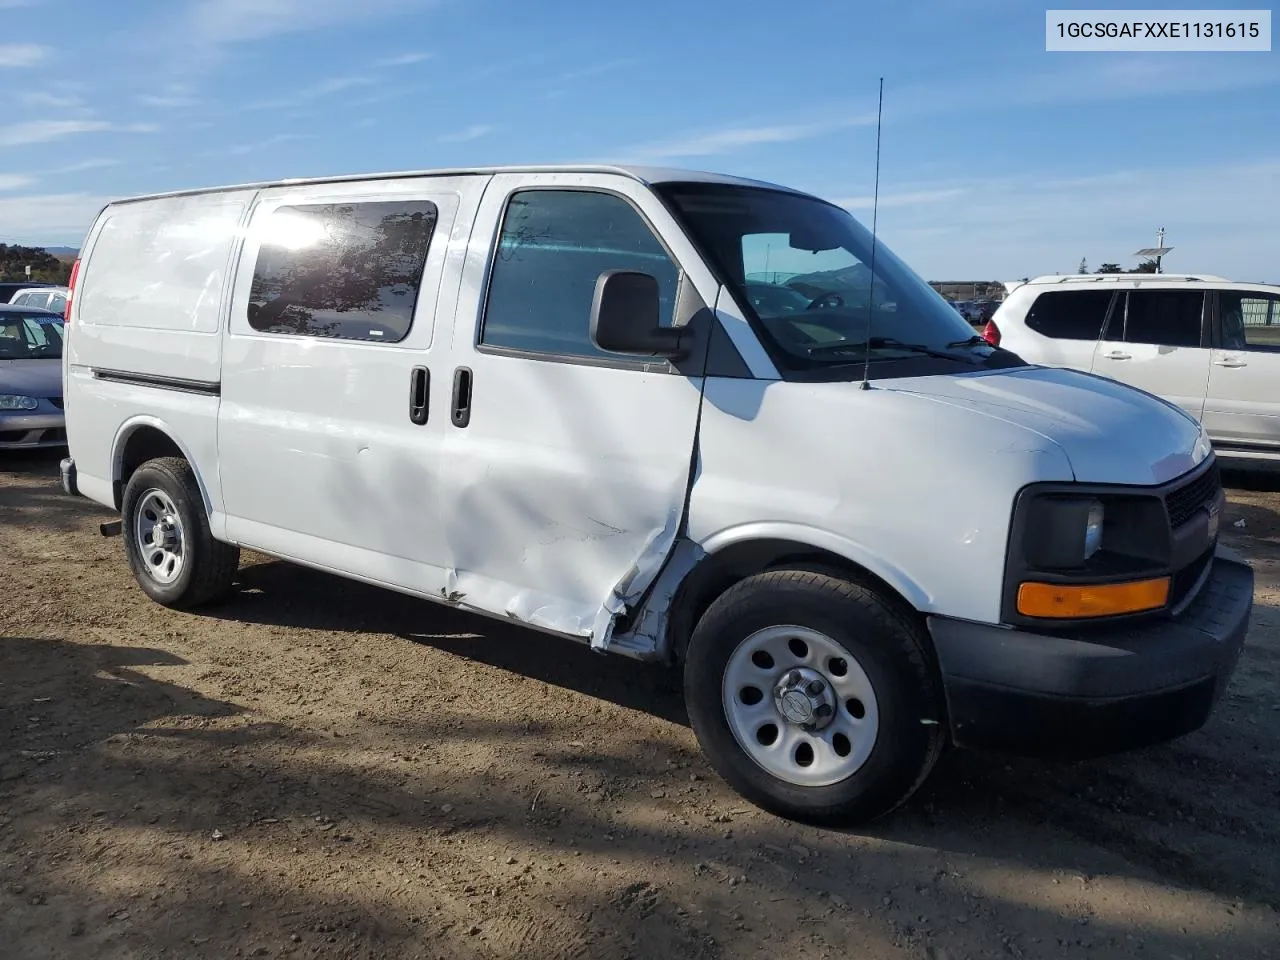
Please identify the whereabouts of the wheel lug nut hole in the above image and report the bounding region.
[756,723,779,746]
[827,657,848,677]
[751,650,774,670]
[845,697,866,720]
[739,686,763,706]
[787,638,808,659]
[832,733,851,757]
[794,742,814,767]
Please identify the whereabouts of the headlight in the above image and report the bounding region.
[1083,500,1104,560]
[0,395,39,411]
[1192,422,1213,464]
[1005,488,1173,623]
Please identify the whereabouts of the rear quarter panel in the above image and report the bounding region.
[66,190,256,512]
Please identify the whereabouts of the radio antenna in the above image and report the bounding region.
[859,77,884,391]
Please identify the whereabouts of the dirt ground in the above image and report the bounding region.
[3,450,1280,960]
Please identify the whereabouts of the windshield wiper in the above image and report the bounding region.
[946,334,989,348]
[808,336,963,361]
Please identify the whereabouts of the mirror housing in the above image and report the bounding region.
[589,270,687,360]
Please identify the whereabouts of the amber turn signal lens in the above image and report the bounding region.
[1016,577,1170,619]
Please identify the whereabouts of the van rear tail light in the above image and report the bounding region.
[981,318,1000,346]
[64,258,80,323]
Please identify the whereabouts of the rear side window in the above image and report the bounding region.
[1219,291,1280,351]
[1118,290,1204,347]
[1023,290,1113,340]
[247,200,438,343]
[480,189,679,359]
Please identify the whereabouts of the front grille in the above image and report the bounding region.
[48,397,64,409]
[1165,461,1221,529]
[1170,545,1213,609]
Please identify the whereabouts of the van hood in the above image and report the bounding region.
[885,364,1207,486]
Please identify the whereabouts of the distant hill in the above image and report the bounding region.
[44,246,79,257]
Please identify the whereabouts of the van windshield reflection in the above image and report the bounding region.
[657,183,1018,373]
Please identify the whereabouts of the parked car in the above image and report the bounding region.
[987,273,1280,466]
[0,280,58,304]
[8,285,69,314]
[0,304,65,449]
[59,164,1248,824]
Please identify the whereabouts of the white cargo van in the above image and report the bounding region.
[59,165,1251,824]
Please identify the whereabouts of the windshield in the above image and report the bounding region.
[0,313,64,360]
[657,182,1018,375]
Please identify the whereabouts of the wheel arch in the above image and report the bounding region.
[664,526,934,665]
[111,417,212,515]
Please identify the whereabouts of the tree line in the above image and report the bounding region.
[0,244,73,283]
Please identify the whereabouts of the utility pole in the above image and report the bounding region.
[1134,227,1172,274]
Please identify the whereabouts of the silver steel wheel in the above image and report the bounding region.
[721,625,880,787]
[133,488,186,586]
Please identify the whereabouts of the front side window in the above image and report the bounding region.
[247,200,438,343]
[1025,290,1114,340]
[1219,291,1280,351]
[1115,290,1205,348]
[480,189,680,358]
[657,182,1019,377]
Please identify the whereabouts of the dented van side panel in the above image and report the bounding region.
[430,171,723,646]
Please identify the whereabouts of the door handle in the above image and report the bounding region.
[408,366,430,424]
[1214,357,1247,368]
[1102,350,1131,361]
[451,366,473,428]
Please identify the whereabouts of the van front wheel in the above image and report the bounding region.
[684,570,945,825]
[121,457,239,609]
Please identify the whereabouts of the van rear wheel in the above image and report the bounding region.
[121,457,239,609]
[683,569,945,825]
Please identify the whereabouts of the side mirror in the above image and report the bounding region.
[589,270,687,360]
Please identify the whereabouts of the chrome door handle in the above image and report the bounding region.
[1102,350,1131,360]
[1214,357,1247,368]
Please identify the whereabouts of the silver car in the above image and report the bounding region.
[0,304,65,449]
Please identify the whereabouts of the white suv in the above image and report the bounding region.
[987,273,1280,465]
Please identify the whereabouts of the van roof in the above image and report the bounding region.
[103,164,815,207]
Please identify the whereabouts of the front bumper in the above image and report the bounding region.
[927,549,1252,758]
[0,410,65,448]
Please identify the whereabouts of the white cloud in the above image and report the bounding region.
[138,94,201,108]
[0,121,111,145]
[182,0,436,44]
[836,188,965,210]
[622,115,876,162]
[379,51,431,67]
[20,91,83,109]
[437,124,493,144]
[55,159,121,173]
[0,120,158,146]
[0,43,47,67]
[248,75,374,110]
[222,132,316,156]
[0,174,35,191]
[0,192,112,244]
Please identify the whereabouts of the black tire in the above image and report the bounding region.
[683,569,945,825]
[121,457,239,609]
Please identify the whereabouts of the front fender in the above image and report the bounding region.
[697,521,933,611]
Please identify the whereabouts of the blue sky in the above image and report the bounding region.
[1,0,1277,280]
